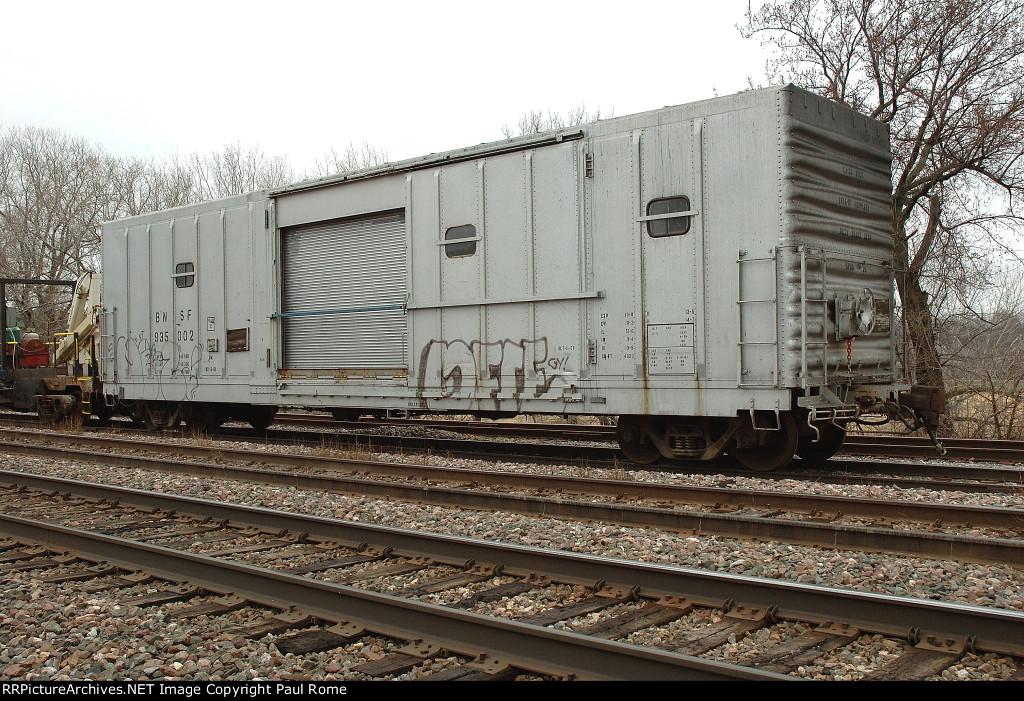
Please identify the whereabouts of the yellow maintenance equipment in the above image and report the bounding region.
[55,272,101,367]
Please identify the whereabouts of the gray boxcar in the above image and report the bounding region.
[99,84,944,470]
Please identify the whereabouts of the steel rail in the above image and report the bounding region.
[277,414,617,441]
[751,456,1014,486]
[1,470,1022,658]
[3,441,1023,566]
[841,439,1024,463]
[213,425,1024,479]
[5,412,1024,466]
[0,512,782,681]
[845,435,1024,451]
[3,416,1024,481]
[4,430,1022,529]
[276,413,1024,462]
[221,423,1024,476]
[321,414,1024,457]
[9,422,1022,498]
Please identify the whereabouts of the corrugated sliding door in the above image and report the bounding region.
[281,210,407,370]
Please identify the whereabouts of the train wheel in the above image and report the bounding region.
[62,403,86,430]
[331,408,363,422]
[129,411,145,428]
[138,403,160,431]
[139,401,184,431]
[731,413,799,472]
[187,405,226,433]
[796,423,846,462]
[90,399,114,426]
[247,406,278,431]
[616,415,662,465]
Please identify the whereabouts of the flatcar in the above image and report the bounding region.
[90,84,944,470]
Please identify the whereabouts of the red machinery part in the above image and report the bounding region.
[16,338,50,368]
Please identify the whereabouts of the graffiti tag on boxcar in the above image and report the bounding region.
[415,336,576,410]
[119,332,203,400]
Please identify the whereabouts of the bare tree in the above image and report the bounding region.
[102,154,199,219]
[0,126,115,337]
[502,105,610,138]
[0,127,304,339]
[743,0,1024,403]
[186,143,295,200]
[940,267,1024,438]
[308,140,390,179]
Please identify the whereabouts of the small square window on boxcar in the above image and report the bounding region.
[174,262,195,288]
[444,224,478,258]
[646,196,692,238]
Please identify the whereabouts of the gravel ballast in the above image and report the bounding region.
[1,438,1022,681]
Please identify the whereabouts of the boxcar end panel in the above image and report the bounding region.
[280,211,408,371]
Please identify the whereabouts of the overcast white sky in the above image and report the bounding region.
[1,1,771,173]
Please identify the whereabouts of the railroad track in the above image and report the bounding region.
[277,413,619,441]
[31,419,1024,489]
[199,425,1024,487]
[275,413,1024,464]
[1,471,1021,681]
[3,415,1024,498]
[3,411,1024,469]
[3,428,1023,566]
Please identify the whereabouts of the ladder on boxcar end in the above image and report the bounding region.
[798,247,831,390]
[98,307,117,399]
[736,248,779,389]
